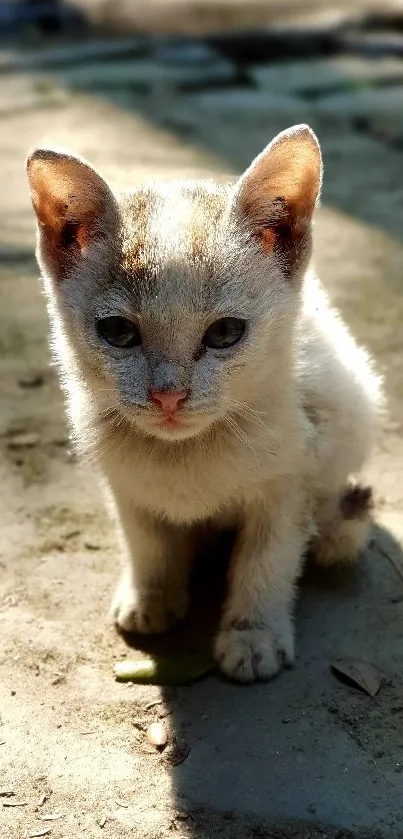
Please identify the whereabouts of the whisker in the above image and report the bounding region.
[229,406,269,433]
[228,400,280,440]
[79,404,133,463]
[230,400,267,417]
[223,415,262,476]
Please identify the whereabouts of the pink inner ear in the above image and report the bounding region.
[27,151,112,250]
[236,125,322,239]
[261,228,276,254]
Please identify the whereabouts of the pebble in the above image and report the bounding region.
[147,721,168,749]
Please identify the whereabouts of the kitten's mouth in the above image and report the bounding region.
[120,403,215,442]
[157,414,183,429]
[136,406,214,441]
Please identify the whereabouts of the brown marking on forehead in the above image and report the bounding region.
[185,185,228,266]
[121,189,153,278]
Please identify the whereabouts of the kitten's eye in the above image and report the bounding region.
[202,318,246,350]
[97,316,141,349]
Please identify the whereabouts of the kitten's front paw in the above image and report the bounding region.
[112,581,189,635]
[215,619,294,684]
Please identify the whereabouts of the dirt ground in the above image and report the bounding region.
[2,17,403,839]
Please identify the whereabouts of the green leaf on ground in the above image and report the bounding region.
[113,654,215,685]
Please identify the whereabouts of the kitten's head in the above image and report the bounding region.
[27,125,321,443]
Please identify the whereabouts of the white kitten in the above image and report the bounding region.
[26,125,381,683]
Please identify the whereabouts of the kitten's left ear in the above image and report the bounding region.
[233,124,322,276]
[26,148,118,280]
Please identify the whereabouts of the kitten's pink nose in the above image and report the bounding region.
[150,390,189,414]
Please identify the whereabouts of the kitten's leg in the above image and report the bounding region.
[111,504,191,634]
[215,490,308,684]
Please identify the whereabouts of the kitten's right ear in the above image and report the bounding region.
[26,148,117,280]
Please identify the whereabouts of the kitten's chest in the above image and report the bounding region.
[103,434,249,523]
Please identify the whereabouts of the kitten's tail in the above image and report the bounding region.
[310,484,373,566]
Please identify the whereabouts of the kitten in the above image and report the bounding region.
[26,125,381,683]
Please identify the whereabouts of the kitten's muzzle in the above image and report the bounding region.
[149,389,189,415]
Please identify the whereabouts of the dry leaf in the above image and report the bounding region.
[331,659,382,697]
[164,740,191,767]
[147,722,168,749]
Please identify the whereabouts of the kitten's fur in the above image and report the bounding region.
[27,125,381,683]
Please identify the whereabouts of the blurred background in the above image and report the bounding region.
[2,3,403,839]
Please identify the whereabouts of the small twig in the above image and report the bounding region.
[115,799,129,808]
[64,530,80,540]
[39,814,62,821]
[98,815,107,828]
[175,811,195,823]
[3,800,27,807]
[29,830,52,838]
[0,791,14,797]
[37,795,47,807]
[51,674,65,686]
[145,700,163,710]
